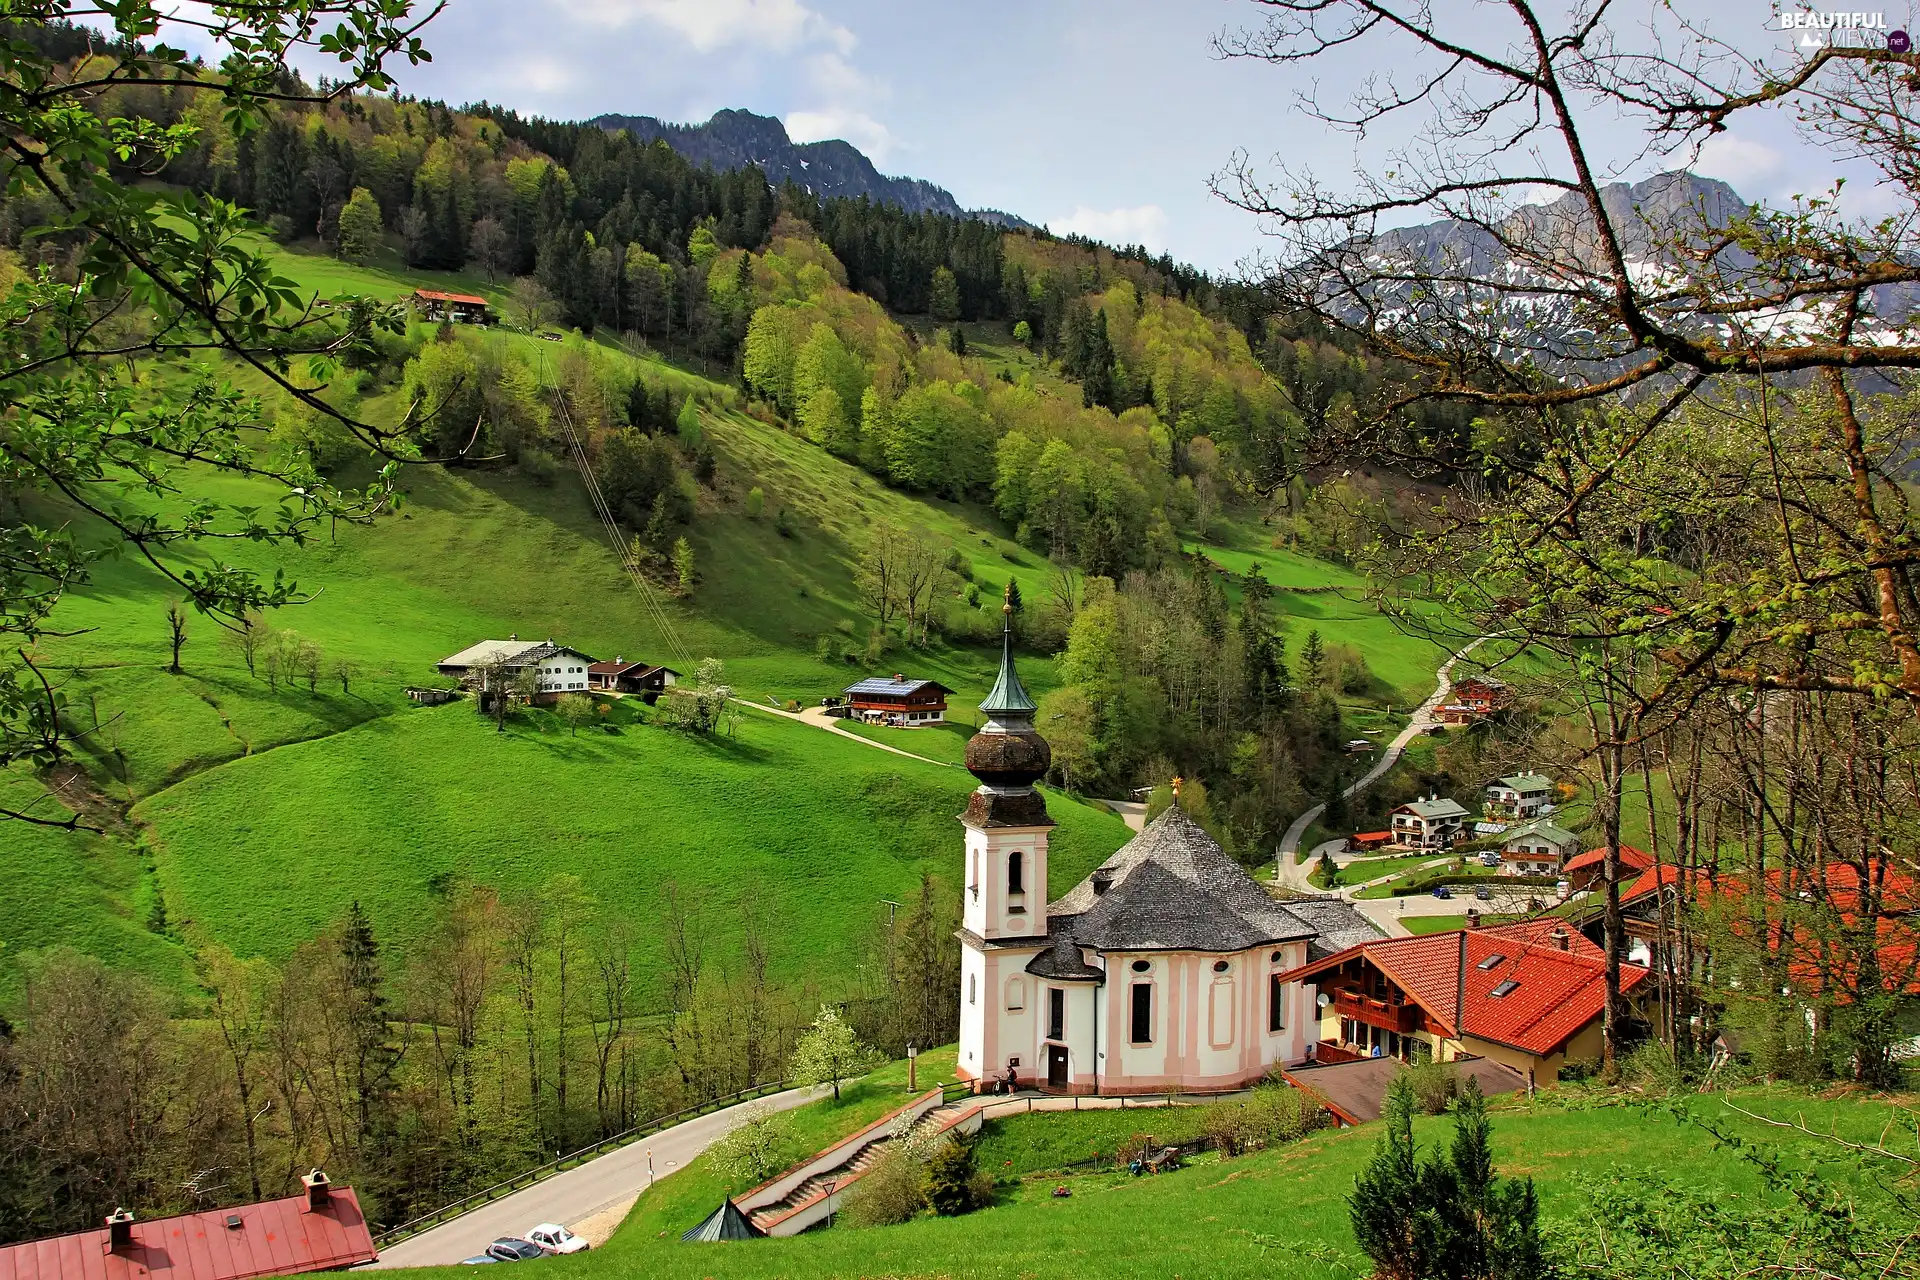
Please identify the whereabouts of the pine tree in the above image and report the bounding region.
[1349,1075,1448,1280]
[676,394,702,449]
[339,901,399,1150]
[672,536,695,594]
[1303,629,1326,687]
[1005,578,1023,616]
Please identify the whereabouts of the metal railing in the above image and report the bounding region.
[372,1080,789,1248]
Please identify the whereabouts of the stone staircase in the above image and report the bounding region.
[746,1102,969,1234]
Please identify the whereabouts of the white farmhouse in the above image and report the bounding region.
[1390,796,1471,849]
[1499,820,1581,876]
[955,606,1378,1095]
[1484,772,1554,820]
[436,636,597,705]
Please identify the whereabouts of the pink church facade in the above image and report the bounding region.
[954,604,1377,1095]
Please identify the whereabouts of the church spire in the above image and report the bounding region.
[979,584,1036,726]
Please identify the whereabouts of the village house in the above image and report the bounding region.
[1484,772,1554,820]
[412,289,491,324]
[436,636,596,706]
[1282,919,1652,1084]
[588,656,681,702]
[0,1172,376,1280]
[1436,675,1512,725]
[1564,844,1655,895]
[843,674,953,726]
[955,604,1380,1094]
[1390,796,1471,849]
[1500,820,1581,876]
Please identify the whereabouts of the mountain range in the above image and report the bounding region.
[591,108,1031,228]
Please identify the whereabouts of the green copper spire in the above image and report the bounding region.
[979,584,1037,719]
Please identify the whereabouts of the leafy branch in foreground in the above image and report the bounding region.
[0,2,445,825]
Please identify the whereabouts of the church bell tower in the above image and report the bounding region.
[960,587,1053,941]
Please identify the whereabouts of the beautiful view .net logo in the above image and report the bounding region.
[1777,10,1909,49]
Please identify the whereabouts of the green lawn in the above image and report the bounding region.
[547,1085,1911,1280]
[132,703,1129,974]
[1309,851,1447,890]
[972,1106,1208,1178]
[832,717,975,767]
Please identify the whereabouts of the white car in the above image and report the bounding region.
[526,1224,589,1255]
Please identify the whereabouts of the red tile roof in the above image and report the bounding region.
[413,290,489,306]
[1283,923,1648,1057]
[1564,845,1655,877]
[0,1189,376,1280]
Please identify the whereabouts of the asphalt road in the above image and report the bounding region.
[1276,636,1492,866]
[365,1085,825,1269]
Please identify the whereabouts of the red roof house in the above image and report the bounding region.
[1564,844,1655,893]
[0,1174,376,1280]
[412,290,490,323]
[1283,920,1650,1082]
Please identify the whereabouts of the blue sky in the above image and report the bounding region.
[249,1,1903,272]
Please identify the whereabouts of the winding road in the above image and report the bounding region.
[364,1085,827,1269]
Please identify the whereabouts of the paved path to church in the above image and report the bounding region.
[365,1085,828,1269]
[1275,636,1495,879]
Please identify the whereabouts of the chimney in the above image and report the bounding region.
[1552,927,1570,951]
[893,672,905,682]
[106,1209,133,1251]
[302,1169,332,1210]
[1466,909,1481,928]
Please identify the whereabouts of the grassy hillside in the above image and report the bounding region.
[0,242,1442,989]
[133,701,1125,974]
[570,1083,1903,1280]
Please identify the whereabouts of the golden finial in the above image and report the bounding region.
[1171,775,1183,799]
[1003,580,1014,615]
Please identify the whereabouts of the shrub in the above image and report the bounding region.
[1198,1084,1330,1155]
[1400,1058,1457,1115]
[842,1143,928,1227]
[519,447,559,486]
[924,1135,991,1216]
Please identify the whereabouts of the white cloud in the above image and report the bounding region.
[1048,204,1171,252]
[559,0,852,53]
[787,109,900,163]
[1692,133,1785,190]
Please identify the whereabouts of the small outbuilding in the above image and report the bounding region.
[681,1199,765,1242]
[588,656,681,702]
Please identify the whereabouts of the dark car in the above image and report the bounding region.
[487,1239,548,1262]
[1432,886,1452,900]
[1474,886,1493,901]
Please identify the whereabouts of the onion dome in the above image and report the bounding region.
[964,588,1051,800]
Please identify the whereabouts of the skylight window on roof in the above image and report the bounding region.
[1476,954,1506,970]
[1489,979,1520,998]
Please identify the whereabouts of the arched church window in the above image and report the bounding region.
[1005,976,1025,1011]
[1008,849,1025,895]
[968,974,977,1005]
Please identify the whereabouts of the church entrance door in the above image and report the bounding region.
[1047,1044,1068,1089]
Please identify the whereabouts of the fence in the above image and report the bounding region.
[372,1079,789,1248]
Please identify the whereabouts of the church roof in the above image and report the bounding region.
[1283,895,1391,961]
[1025,935,1105,981]
[1047,807,1359,953]
[979,605,1037,717]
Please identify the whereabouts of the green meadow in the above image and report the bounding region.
[557,1078,1906,1280]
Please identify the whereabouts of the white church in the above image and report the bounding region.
[955,606,1379,1095]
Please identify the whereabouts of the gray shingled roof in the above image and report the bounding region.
[1491,773,1553,794]
[1025,936,1105,981]
[1046,807,1323,952]
[1397,797,1470,821]
[1284,896,1389,961]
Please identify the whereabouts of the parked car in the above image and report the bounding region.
[1432,886,1452,900]
[485,1239,548,1262]
[1479,853,1501,868]
[527,1225,589,1255]
[1474,886,1493,901]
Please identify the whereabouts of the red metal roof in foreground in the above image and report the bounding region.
[0,1189,376,1280]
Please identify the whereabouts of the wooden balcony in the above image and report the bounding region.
[1333,989,1421,1034]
